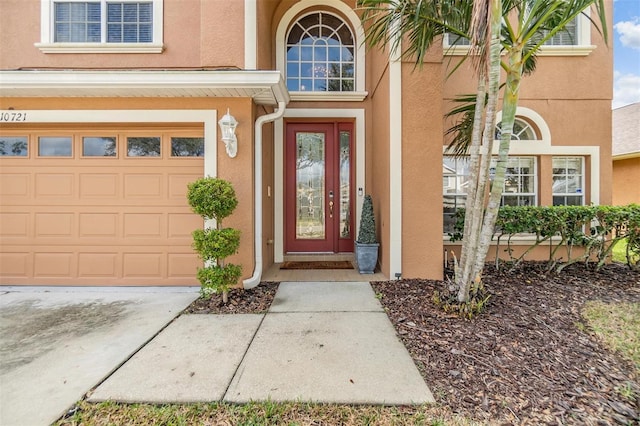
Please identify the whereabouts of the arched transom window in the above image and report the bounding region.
[286,12,355,92]
[495,118,539,140]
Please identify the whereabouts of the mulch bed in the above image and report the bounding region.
[180,264,639,424]
[182,282,279,314]
[373,262,640,425]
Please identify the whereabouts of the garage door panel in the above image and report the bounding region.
[79,173,119,197]
[78,253,118,277]
[168,253,202,278]
[35,174,74,197]
[34,252,74,277]
[169,174,201,199]
[124,174,163,198]
[0,213,29,237]
[124,213,164,238]
[123,253,163,278]
[168,213,202,238]
[35,212,74,237]
[0,253,30,277]
[79,213,118,237]
[0,173,29,197]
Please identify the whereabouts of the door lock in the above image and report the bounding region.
[329,200,334,218]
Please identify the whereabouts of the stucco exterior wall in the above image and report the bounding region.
[0,0,245,70]
[613,158,640,205]
[401,62,445,279]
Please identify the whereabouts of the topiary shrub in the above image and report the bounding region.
[187,177,242,302]
[357,194,378,244]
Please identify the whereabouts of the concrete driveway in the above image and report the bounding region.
[0,286,198,426]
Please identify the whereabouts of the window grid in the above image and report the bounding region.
[54,2,101,42]
[495,118,538,141]
[53,0,153,43]
[496,157,537,207]
[286,12,355,92]
[543,18,578,46]
[443,156,538,233]
[443,157,470,234]
[107,2,153,43]
[552,156,584,206]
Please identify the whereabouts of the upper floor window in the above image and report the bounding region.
[286,12,355,93]
[444,11,592,56]
[543,18,578,46]
[36,0,163,53]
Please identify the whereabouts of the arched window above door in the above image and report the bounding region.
[286,12,355,93]
[276,1,367,101]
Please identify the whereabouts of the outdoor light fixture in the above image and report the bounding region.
[218,109,238,158]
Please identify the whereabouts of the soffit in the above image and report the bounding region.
[0,70,290,106]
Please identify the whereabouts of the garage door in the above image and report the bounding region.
[0,125,204,286]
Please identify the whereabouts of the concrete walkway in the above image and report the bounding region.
[90,282,434,405]
[0,286,199,426]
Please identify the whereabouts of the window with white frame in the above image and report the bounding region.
[552,156,584,205]
[286,12,355,92]
[444,11,592,54]
[443,156,471,234]
[37,0,163,53]
[498,157,537,207]
[495,118,538,140]
[443,156,537,233]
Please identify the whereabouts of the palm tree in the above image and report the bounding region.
[358,0,607,302]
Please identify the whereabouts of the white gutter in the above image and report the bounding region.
[243,101,287,289]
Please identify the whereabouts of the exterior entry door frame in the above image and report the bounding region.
[274,109,365,263]
[284,121,354,253]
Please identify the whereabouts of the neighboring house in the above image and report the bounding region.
[612,103,640,205]
[0,0,613,286]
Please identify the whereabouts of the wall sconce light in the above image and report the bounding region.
[218,109,238,158]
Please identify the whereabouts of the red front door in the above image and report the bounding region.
[285,122,354,253]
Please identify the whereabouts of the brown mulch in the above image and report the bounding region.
[373,263,640,425]
[182,282,279,314]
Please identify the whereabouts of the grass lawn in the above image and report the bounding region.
[612,237,639,265]
[57,400,480,426]
[582,300,640,372]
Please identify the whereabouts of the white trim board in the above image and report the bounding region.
[274,108,365,263]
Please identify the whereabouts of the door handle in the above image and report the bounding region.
[329,200,334,218]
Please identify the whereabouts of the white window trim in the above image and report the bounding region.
[36,0,164,53]
[275,0,367,101]
[552,156,586,205]
[443,11,594,57]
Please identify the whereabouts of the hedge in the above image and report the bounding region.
[449,204,640,271]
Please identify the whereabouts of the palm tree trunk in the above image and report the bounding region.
[456,77,487,284]
[469,45,524,291]
[457,0,502,302]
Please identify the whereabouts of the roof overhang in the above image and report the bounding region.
[613,152,640,161]
[0,70,290,106]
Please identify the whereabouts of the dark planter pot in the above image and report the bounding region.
[355,241,379,274]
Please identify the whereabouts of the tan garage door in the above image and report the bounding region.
[0,125,204,286]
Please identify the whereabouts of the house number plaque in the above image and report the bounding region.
[0,111,28,122]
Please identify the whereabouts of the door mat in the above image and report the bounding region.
[280,261,354,270]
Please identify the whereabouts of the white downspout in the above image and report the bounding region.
[243,101,287,289]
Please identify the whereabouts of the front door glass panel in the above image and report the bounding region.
[296,132,325,239]
[339,131,351,239]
